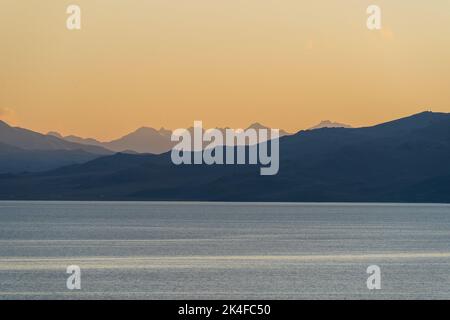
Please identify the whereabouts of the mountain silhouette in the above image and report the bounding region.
[308,120,352,130]
[49,124,290,154]
[2,111,450,202]
[47,127,173,154]
[62,135,105,148]
[0,121,112,173]
[0,120,111,154]
[246,123,291,137]
[104,127,174,154]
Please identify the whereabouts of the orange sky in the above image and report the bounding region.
[1,0,450,140]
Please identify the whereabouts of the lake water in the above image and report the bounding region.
[0,201,449,299]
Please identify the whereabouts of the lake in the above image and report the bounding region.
[0,201,449,299]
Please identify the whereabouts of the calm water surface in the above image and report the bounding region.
[0,201,449,299]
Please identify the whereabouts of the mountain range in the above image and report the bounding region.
[0,120,112,173]
[0,120,289,173]
[1,111,450,203]
[0,120,110,154]
[308,120,352,130]
[48,123,291,154]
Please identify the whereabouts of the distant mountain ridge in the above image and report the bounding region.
[48,123,290,154]
[0,119,288,173]
[0,120,112,173]
[2,111,450,203]
[0,120,111,154]
[308,120,352,130]
[50,127,174,154]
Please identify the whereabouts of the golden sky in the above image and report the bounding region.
[1,0,450,140]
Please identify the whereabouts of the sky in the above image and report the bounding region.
[1,0,450,140]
